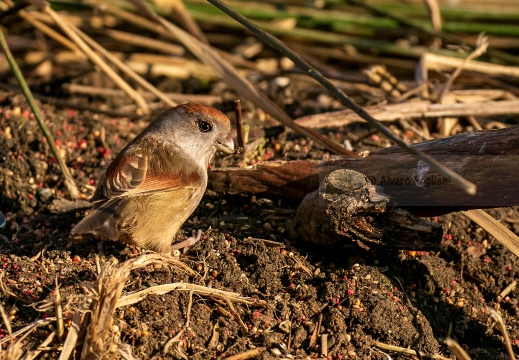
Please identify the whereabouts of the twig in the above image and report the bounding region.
[421,52,519,78]
[184,291,194,329]
[247,238,285,248]
[321,334,328,357]
[117,282,250,308]
[438,35,489,102]
[490,310,517,360]
[497,280,517,302]
[375,340,451,359]
[234,99,245,152]
[309,313,322,348]
[424,0,442,36]
[0,27,79,200]
[225,347,266,360]
[54,278,64,342]
[223,296,249,335]
[163,328,185,354]
[293,99,519,129]
[103,28,184,55]
[466,116,484,131]
[205,0,475,195]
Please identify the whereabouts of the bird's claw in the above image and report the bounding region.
[170,229,203,254]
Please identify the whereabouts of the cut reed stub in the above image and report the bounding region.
[286,169,442,250]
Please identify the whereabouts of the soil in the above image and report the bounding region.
[1,80,518,360]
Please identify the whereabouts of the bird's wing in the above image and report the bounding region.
[90,151,200,203]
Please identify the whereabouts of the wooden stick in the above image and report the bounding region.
[209,126,519,216]
[294,99,519,129]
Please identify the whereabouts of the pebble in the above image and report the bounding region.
[39,188,53,201]
[12,107,21,116]
[4,127,12,139]
[279,320,291,333]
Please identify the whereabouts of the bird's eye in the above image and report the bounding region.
[197,120,213,133]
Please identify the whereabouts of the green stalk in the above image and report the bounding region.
[0,27,79,200]
[190,10,471,59]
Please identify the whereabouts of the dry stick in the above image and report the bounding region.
[497,280,517,302]
[308,313,322,348]
[123,0,355,157]
[0,28,79,200]
[163,329,185,355]
[117,282,249,308]
[225,347,267,360]
[293,99,519,129]
[234,99,245,152]
[375,341,451,360]
[438,35,489,103]
[422,52,519,78]
[68,24,177,108]
[320,334,328,358]
[423,0,442,36]
[224,296,249,335]
[103,28,185,56]
[205,0,475,195]
[490,310,517,360]
[43,6,150,115]
[184,291,194,329]
[54,278,64,342]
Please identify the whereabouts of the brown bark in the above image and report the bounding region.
[286,170,442,250]
[209,126,519,216]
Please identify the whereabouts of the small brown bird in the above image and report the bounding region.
[71,103,234,253]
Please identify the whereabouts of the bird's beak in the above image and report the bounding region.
[216,134,235,154]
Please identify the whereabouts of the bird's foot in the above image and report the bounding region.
[170,229,203,254]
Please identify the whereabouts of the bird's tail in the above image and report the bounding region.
[70,198,125,240]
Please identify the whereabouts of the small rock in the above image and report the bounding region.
[39,188,53,202]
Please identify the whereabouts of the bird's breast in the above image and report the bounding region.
[119,186,204,252]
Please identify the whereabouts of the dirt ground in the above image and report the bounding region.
[0,79,518,360]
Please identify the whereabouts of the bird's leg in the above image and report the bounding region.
[170,229,203,254]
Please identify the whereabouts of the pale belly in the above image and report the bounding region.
[119,187,203,253]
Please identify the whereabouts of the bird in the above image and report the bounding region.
[71,103,234,253]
